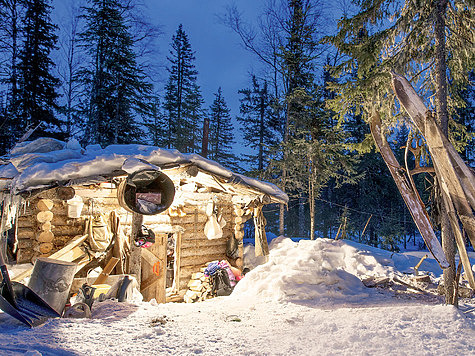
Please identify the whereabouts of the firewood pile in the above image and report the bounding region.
[184,269,213,303]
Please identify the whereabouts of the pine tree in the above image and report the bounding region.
[78,0,153,147]
[208,87,236,168]
[237,75,279,176]
[163,24,202,153]
[16,0,62,140]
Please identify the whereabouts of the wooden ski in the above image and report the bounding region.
[370,113,449,269]
[391,73,475,249]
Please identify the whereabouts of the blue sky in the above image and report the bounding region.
[51,0,344,155]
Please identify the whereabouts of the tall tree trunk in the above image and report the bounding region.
[434,0,456,305]
[279,100,291,236]
[201,116,209,158]
[298,194,305,237]
[309,160,315,239]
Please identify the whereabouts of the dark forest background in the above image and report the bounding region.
[0,0,473,251]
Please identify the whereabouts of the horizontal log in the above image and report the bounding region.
[182,229,232,241]
[181,238,227,249]
[17,228,35,239]
[16,249,34,264]
[180,253,227,268]
[17,239,34,249]
[181,245,226,258]
[74,187,117,198]
[53,235,77,247]
[51,215,86,226]
[17,216,35,228]
[51,224,84,236]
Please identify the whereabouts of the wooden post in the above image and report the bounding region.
[173,231,182,293]
[334,223,342,240]
[413,254,428,276]
[155,234,167,303]
[129,213,143,286]
[453,260,463,308]
[361,215,372,239]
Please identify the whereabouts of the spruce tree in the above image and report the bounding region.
[144,94,166,147]
[163,24,203,153]
[16,0,62,140]
[237,75,279,176]
[78,0,153,147]
[0,0,22,152]
[208,87,236,168]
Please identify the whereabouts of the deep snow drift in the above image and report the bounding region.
[1,237,475,356]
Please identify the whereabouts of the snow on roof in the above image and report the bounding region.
[0,138,288,203]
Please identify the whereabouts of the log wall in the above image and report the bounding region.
[15,185,240,299]
[16,195,86,263]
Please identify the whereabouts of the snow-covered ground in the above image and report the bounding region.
[1,237,475,355]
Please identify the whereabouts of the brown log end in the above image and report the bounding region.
[37,230,54,243]
[37,199,54,211]
[37,211,54,223]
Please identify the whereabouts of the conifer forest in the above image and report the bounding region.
[0,0,473,252]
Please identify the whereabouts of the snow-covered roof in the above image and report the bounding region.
[0,138,288,204]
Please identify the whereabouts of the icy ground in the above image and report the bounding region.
[1,237,475,356]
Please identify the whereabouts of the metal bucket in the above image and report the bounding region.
[28,258,77,315]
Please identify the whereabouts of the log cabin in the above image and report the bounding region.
[0,138,288,302]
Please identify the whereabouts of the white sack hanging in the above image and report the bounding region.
[204,200,222,240]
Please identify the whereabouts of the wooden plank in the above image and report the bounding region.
[141,248,159,266]
[93,257,119,285]
[141,275,159,292]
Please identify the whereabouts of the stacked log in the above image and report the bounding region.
[16,188,86,263]
[35,199,54,257]
[233,205,251,269]
[183,271,212,303]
